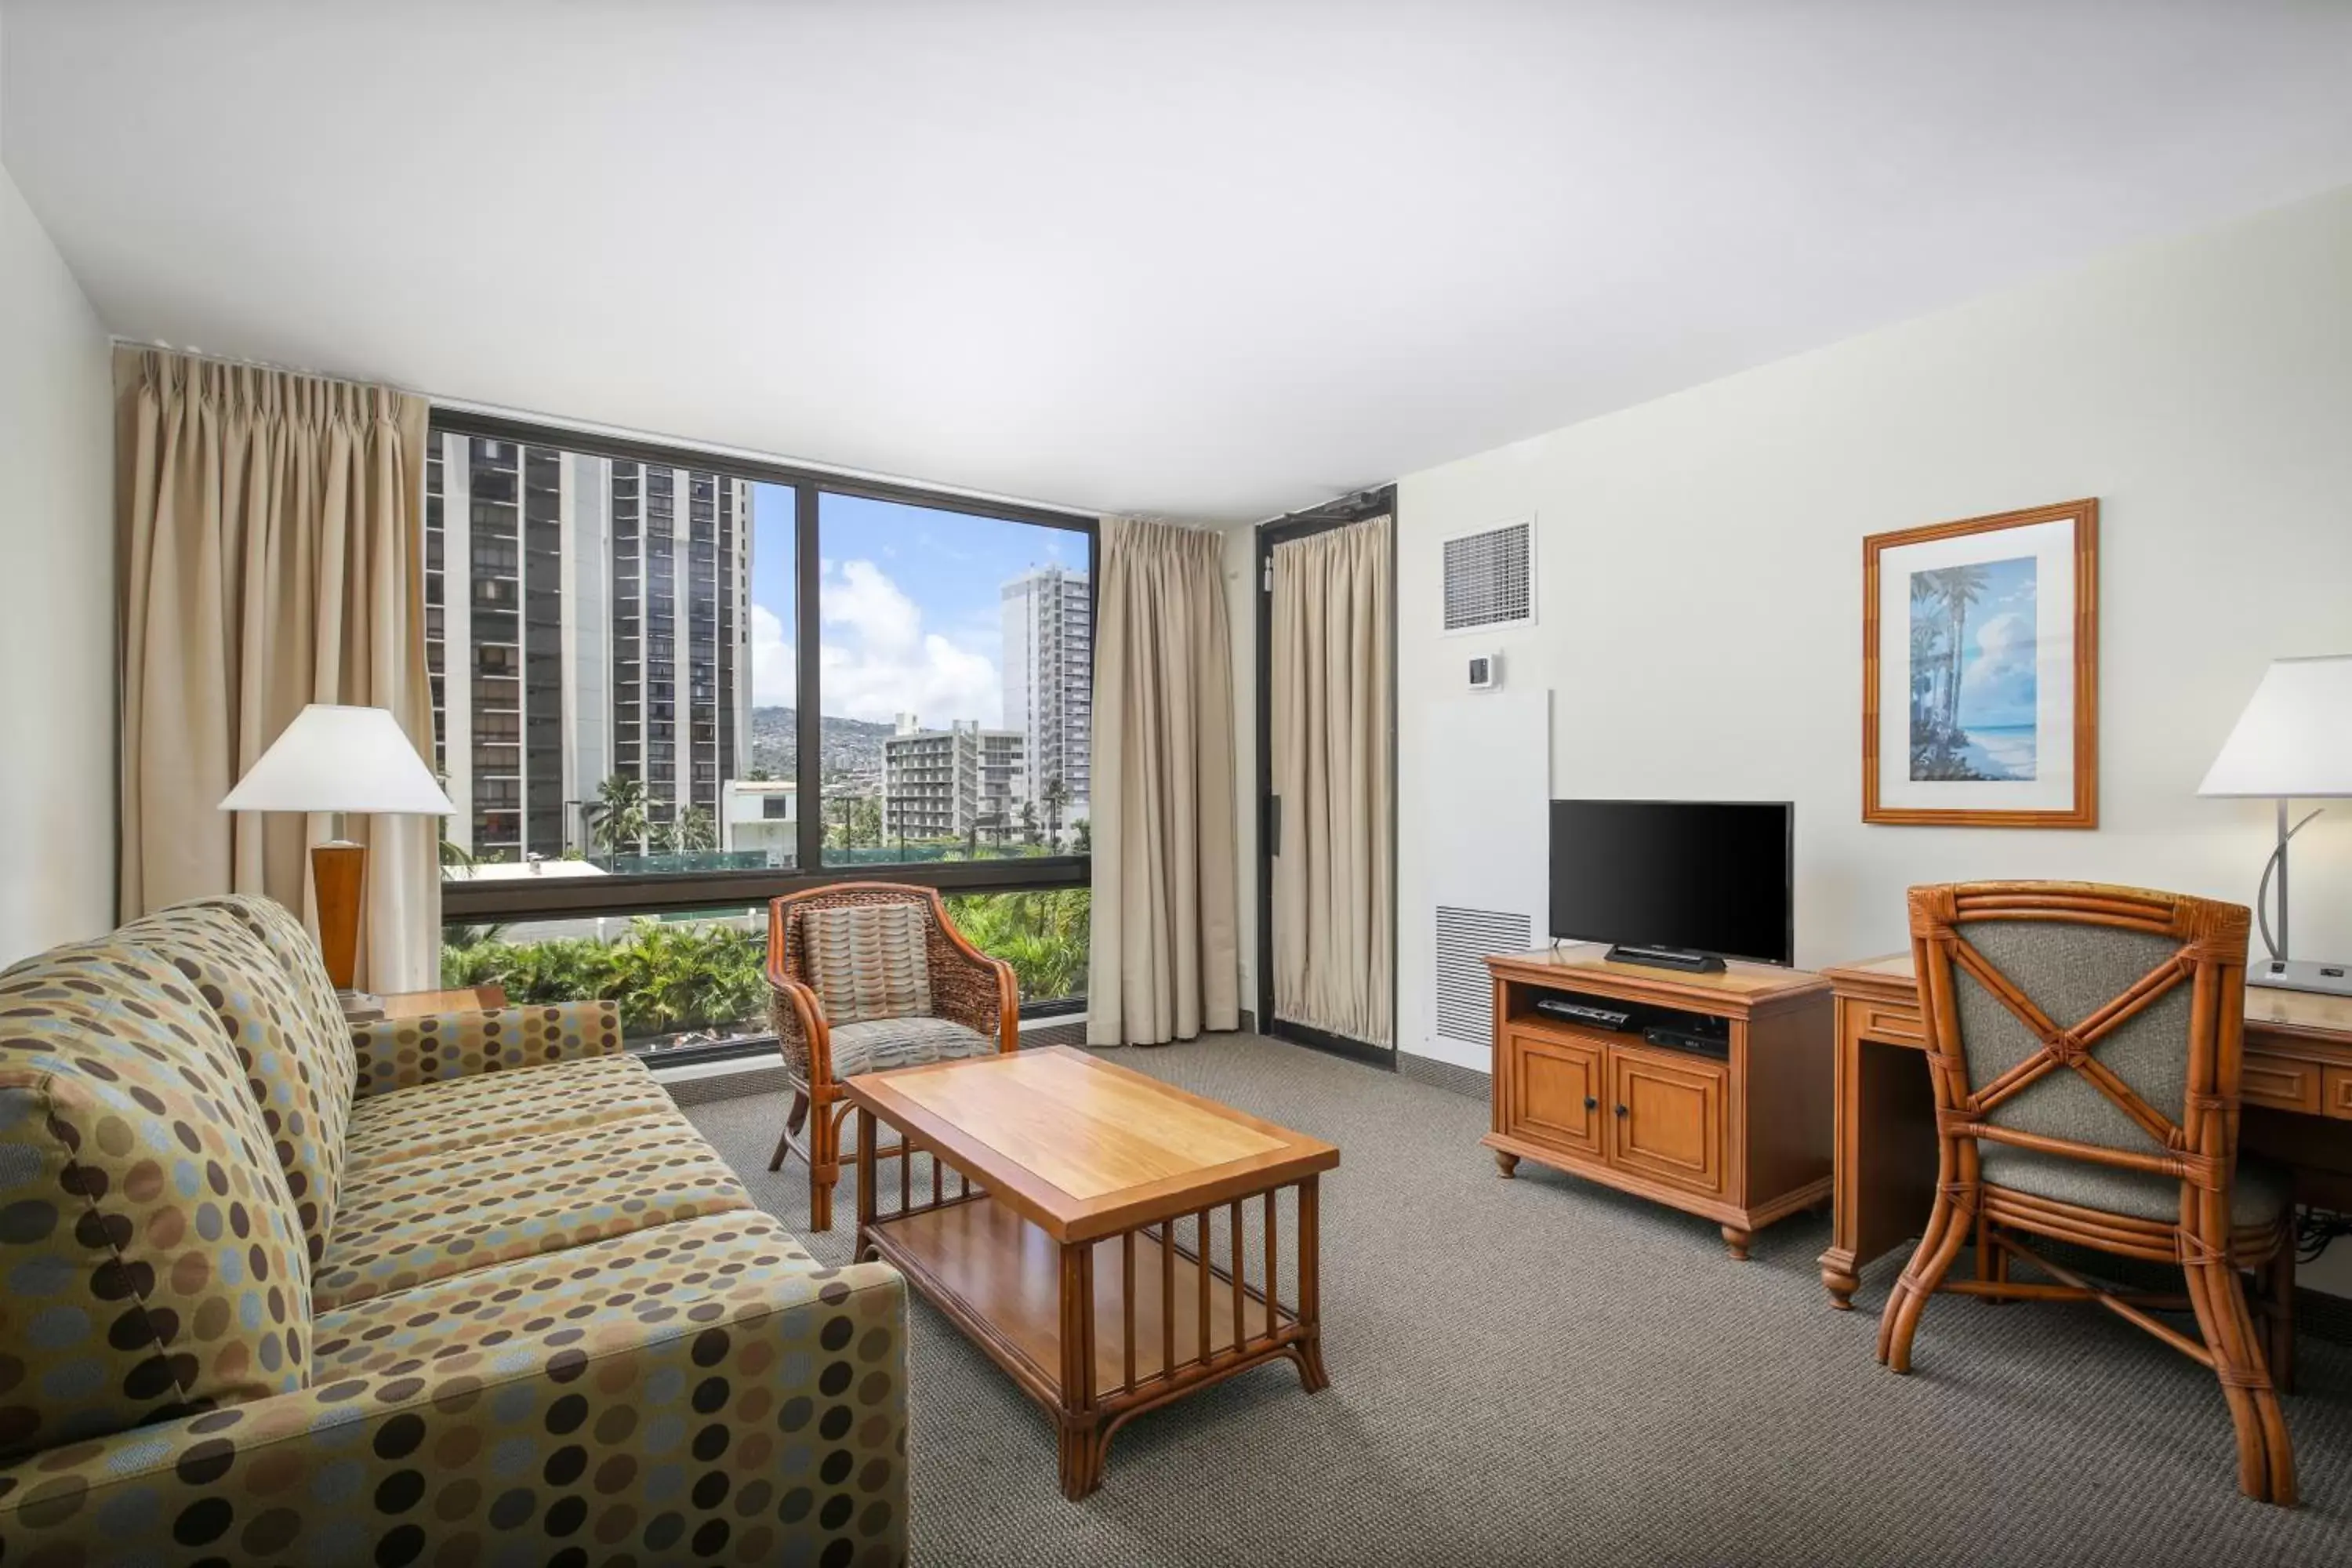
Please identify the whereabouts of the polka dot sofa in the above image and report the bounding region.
[0,895,909,1566]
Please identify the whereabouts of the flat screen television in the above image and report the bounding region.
[1548,800,1793,971]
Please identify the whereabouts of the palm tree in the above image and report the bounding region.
[583,773,650,856]
[1929,564,1991,740]
[1042,775,1069,851]
[675,806,717,852]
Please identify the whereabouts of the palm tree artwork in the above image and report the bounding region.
[1905,558,2025,782]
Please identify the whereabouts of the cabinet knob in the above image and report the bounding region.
[1614,1103,1630,1116]
[1583,1096,1598,1110]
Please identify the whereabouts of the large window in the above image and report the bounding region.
[816,493,1091,867]
[430,417,1092,1063]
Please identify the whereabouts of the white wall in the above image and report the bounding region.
[1396,186,2352,1067]
[0,140,115,960]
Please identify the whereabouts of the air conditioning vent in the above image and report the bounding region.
[1441,521,1534,633]
[1434,906,1534,1049]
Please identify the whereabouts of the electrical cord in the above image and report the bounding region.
[2294,1207,2351,1265]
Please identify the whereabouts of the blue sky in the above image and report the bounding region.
[746,485,1083,724]
[1951,555,2038,730]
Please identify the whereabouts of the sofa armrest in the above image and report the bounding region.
[349,998,624,1099]
[0,1248,911,1565]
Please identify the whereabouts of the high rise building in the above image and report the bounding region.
[882,717,1023,841]
[425,436,752,861]
[1000,566,1091,815]
[606,460,753,845]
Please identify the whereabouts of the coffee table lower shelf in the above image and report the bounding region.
[858,1191,1327,1499]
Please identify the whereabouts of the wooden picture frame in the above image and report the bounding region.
[1862,499,2098,828]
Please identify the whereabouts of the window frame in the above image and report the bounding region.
[429,409,1098,1052]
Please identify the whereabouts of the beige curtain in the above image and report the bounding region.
[118,349,439,990]
[1087,517,1241,1045]
[1270,515,1393,1046]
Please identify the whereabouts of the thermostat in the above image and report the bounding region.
[1466,652,1501,691]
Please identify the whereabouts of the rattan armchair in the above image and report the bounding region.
[1878,881,2297,1504]
[764,882,1019,1230]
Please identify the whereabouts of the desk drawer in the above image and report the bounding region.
[2242,1056,2324,1115]
[1857,1000,1926,1044]
[2325,1066,2352,1121]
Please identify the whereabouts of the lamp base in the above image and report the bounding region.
[311,839,367,993]
[2249,957,2352,999]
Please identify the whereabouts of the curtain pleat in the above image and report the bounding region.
[1087,517,1240,1045]
[1270,515,1393,1047]
[116,349,439,990]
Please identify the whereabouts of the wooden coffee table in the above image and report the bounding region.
[844,1046,1339,1499]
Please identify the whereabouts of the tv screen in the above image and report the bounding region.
[1548,800,1793,966]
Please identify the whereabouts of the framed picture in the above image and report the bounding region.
[1863,499,2098,828]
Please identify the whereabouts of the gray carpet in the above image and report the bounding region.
[680,1032,2352,1567]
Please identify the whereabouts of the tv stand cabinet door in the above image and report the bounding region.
[1504,1030,1606,1158]
[1607,1049,1727,1196]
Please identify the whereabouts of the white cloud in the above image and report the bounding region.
[1964,610,2038,721]
[750,604,796,706]
[1974,610,2033,676]
[815,559,1001,725]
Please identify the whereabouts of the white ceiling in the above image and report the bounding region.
[6,2,2351,522]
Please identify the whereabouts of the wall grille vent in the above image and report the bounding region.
[1434,906,1534,1047]
[1442,521,1534,633]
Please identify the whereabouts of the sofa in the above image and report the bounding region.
[0,895,909,1566]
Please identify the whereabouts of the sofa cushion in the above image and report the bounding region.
[310,1210,826,1375]
[167,892,357,1107]
[314,1111,753,1309]
[0,940,312,1461]
[802,902,933,1025]
[827,1014,993,1080]
[116,899,355,1270]
[348,999,623,1100]
[342,1051,676,1172]
[1,1213,911,1567]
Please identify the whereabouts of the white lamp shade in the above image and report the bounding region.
[2198,655,2352,798]
[220,705,454,816]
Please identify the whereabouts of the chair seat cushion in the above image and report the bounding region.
[343,1052,676,1172]
[1980,1144,2293,1229]
[314,1110,752,1310]
[827,1015,993,1080]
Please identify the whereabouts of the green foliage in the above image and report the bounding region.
[826,793,883,848]
[440,916,764,1039]
[440,890,1091,1041]
[946,888,1091,1001]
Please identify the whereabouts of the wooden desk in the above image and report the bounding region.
[1819,953,2352,1308]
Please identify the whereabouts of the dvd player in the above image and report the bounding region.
[1642,1023,1730,1056]
[1534,997,1634,1032]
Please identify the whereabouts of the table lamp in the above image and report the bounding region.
[2198,654,2352,996]
[220,703,454,1010]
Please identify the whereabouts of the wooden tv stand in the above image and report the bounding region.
[1482,944,1833,1258]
